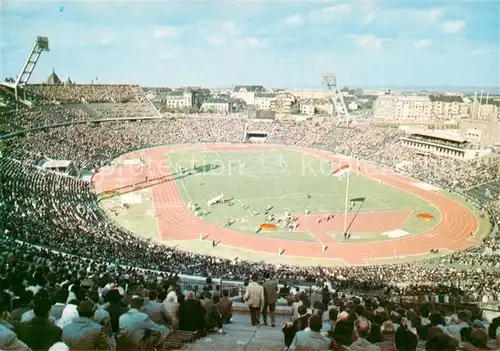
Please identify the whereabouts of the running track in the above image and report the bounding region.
[93,144,479,265]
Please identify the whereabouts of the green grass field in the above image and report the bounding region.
[166,148,440,242]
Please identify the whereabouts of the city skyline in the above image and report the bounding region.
[2,0,499,89]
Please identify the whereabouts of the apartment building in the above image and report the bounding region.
[165,89,194,110]
[299,99,315,116]
[254,93,277,110]
[374,95,432,120]
[200,98,232,114]
[231,85,264,105]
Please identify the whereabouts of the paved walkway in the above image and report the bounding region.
[181,313,287,351]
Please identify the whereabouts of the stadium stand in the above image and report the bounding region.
[0,85,498,350]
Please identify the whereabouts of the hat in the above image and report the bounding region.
[77,299,96,314]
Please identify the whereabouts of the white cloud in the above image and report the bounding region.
[284,14,305,27]
[414,39,432,50]
[443,20,466,34]
[363,12,375,24]
[152,26,178,39]
[207,36,226,46]
[423,8,445,21]
[156,50,177,59]
[220,21,241,36]
[240,37,266,48]
[309,3,351,21]
[351,34,385,50]
[99,33,115,45]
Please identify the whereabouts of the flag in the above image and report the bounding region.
[332,164,350,177]
[351,197,366,202]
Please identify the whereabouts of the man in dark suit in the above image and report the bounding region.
[16,295,62,350]
[179,291,207,336]
[217,289,233,324]
[262,272,278,327]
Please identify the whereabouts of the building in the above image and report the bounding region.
[348,101,359,111]
[200,99,232,114]
[272,92,299,114]
[471,101,500,121]
[46,70,62,85]
[313,99,335,116]
[231,85,264,105]
[429,95,469,120]
[286,89,329,99]
[165,89,194,110]
[299,99,315,116]
[400,130,488,159]
[460,120,500,148]
[254,93,277,110]
[374,94,433,120]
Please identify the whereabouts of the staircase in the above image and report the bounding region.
[165,330,198,350]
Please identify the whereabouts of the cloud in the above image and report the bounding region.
[220,21,241,36]
[156,50,177,59]
[414,39,432,50]
[284,14,305,27]
[351,34,386,50]
[442,20,466,34]
[152,26,178,39]
[309,3,350,21]
[99,33,115,45]
[206,36,226,46]
[240,37,266,48]
[363,12,376,24]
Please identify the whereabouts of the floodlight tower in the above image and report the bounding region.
[322,72,349,119]
[14,36,50,101]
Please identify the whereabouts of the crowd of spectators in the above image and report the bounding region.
[25,85,142,104]
[1,94,500,349]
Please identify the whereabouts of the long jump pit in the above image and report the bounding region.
[92,144,482,266]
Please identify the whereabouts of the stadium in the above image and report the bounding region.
[0,36,499,351]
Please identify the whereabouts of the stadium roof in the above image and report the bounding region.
[412,130,466,143]
[41,160,72,168]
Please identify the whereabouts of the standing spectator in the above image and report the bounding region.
[262,272,278,327]
[117,295,168,350]
[16,296,62,350]
[217,289,233,324]
[377,321,396,351]
[62,299,111,350]
[243,275,265,326]
[289,314,331,351]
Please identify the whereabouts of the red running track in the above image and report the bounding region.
[93,144,479,265]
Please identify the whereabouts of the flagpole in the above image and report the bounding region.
[343,163,350,235]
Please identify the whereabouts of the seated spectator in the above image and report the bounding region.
[351,317,380,351]
[321,307,338,334]
[50,289,69,321]
[377,321,396,351]
[117,294,168,350]
[426,333,457,351]
[62,298,112,350]
[103,289,128,335]
[143,290,170,326]
[217,289,233,324]
[395,327,418,351]
[0,324,31,351]
[178,291,206,336]
[447,311,471,342]
[330,319,355,351]
[16,295,62,350]
[162,289,179,330]
[289,314,330,351]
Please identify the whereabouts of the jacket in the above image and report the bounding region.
[244,282,265,308]
[0,325,30,351]
[117,308,168,348]
[16,317,62,351]
[262,279,278,304]
[62,317,111,351]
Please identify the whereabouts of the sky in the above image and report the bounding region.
[1,0,499,89]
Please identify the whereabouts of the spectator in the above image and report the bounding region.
[117,295,168,350]
[351,317,380,351]
[217,289,233,324]
[16,295,62,350]
[377,321,396,351]
[289,314,330,351]
[243,275,265,326]
[143,290,170,326]
[262,271,278,327]
[62,298,111,350]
